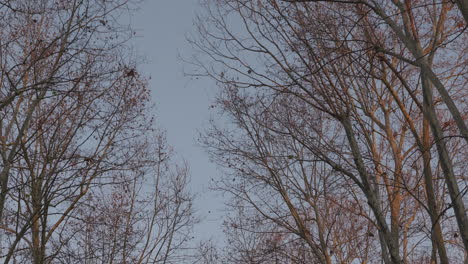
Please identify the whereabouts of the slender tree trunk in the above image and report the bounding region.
[422,116,450,264]
[421,72,468,251]
[31,180,43,264]
[341,117,402,264]
[312,202,332,264]
[377,230,392,264]
[382,111,402,256]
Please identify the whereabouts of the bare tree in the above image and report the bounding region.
[191,0,467,263]
[54,134,196,264]
[0,0,142,220]
[279,0,468,251]
[0,1,198,263]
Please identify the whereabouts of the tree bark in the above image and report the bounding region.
[422,117,449,264]
[421,72,468,251]
[341,116,402,264]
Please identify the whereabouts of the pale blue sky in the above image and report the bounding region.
[131,1,224,242]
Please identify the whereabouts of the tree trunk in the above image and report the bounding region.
[422,116,449,264]
[421,72,468,251]
[341,117,402,264]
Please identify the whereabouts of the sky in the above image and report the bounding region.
[130,1,224,242]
